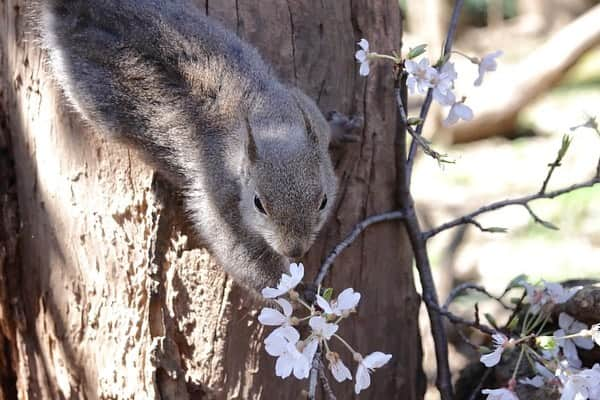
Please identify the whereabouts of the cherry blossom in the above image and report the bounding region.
[259,298,296,341]
[354,352,392,394]
[316,288,361,317]
[560,364,600,400]
[443,97,474,126]
[309,316,338,341]
[481,388,519,400]
[355,39,371,76]
[480,333,508,367]
[261,263,304,298]
[326,352,352,383]
[264,326,317,379]
[555,313,594,368]
[474,50,503,86]
[406,58,436,94]
[519,375,545,388]
[521,281,578,314]
[431,62,458,106]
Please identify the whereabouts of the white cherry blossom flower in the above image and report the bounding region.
[560,364,600,400]
[259,298,296,341]
[406,58,436,94]
[521,281,578,314]
[264,325,317,379]
[480,333,508,368]
[444,98,473,126]
[326,351,352,383]
[261,263,304,299]
[482,388,519,400]
[546,282,580,305]
[355,39,371,76]
[474,50,503,86]
[431,62,458,106]
[316,288,361,317]
[308,316,338,342]
[519,375,545,388]
[555,313,594,369]
[354,352,392,394]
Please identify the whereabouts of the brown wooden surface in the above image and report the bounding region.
[0,0,425,398]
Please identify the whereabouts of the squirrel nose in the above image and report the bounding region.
[284,246,306,260]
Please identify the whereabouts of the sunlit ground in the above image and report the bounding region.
[414,47,600,399]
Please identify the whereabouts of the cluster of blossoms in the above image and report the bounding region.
[477,280,600,400]
[355,38,502,126]
[258,263,392,394]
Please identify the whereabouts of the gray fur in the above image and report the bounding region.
[38,0,337,291]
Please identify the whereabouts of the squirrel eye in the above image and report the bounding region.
[319,195,328,211]
[254,195,267,215]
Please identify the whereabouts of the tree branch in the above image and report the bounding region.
[395,89,450,164]
[307,348,321,400]
[318,358,337,400]
[443,283,513,311]
[406,0,466,187]
[395,77,453,398]
[424,175,600,239]
[314,211,404,286]
[430,299,496,335]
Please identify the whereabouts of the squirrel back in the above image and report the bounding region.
[37,0,338,291]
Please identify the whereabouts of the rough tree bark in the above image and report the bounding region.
[0,1,425,399]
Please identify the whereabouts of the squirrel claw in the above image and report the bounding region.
[326,111,363,146]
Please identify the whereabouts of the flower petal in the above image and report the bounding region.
[275,354,294,378]
[355,50,367,62]
[330,358,352,382]
[357,38,369,52]
[316,295,334,315]
[261,287,284,299]
[354,365,371,394]
[276,298,293,318]
[336,288,361,313]
[359,62,370,77]
[258,308,286,326]
[363,352,392,369]
[480,346,503,368]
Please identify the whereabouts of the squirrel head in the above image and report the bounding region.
[239,91,337,260]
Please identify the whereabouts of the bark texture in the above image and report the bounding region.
[0,0,425,398]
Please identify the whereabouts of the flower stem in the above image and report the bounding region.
[333,334,357,355]
[370,52,400,63]
[451,50,477,63]
[511,346,526,381]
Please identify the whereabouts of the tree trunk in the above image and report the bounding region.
[0,1,425,399]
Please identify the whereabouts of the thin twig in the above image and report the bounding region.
[318,358,337,400]
[464,218,507,234]
[524,204,558,230]
[406,0,466,187]
[314,211,404,286]
[428,299,496,335]
[424,176,600,239]
[539,160,561,195]
[307,348,321,400]
[539,135,571,195]
[443,283,513,311]
[395,89,450,164]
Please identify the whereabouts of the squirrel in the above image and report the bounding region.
[35,0,352,292]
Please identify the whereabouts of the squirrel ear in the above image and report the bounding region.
[245,117,259,163]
